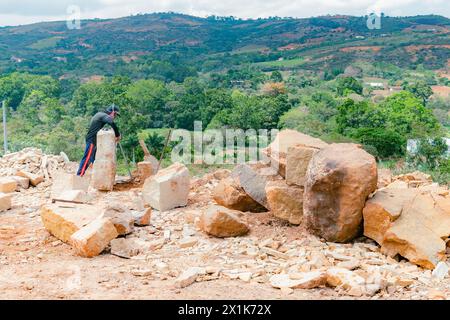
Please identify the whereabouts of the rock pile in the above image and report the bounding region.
[0,147,68,179]
[212,130,377,242]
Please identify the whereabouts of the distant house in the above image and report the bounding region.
[367,82,385,89]
[389,86,402,92]
[10,56,23,63]
[54,56,67,63]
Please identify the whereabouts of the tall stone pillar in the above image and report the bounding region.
[92,130,116,191]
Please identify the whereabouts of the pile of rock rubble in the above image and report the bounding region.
[0,147,69,178]
[0,147,71,213]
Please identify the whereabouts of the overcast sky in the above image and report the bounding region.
[0,0,448,27]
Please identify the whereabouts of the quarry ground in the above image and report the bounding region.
[0,169,449,301]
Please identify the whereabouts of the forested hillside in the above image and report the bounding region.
[0,13,449,182]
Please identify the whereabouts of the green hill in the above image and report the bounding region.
[1,13,449,79]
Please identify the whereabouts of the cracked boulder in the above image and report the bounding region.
[304,143,377,242]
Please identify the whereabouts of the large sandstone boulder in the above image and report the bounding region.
[266,180,304,225]
[304,143,377,242]
[41,204,102,243]
[142,162,190,211]
[363,187,450,269]
[263,129,328,177]
[199,205,249,238]
[213,177,266,212]
[231,163,282,208]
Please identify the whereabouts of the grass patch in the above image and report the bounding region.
[29,37,63,50]
[254,57,305,70]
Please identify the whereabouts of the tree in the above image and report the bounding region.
[336,99,385,135]
[336,77,363,96]
[351,127,405,158]
[402,80,433,104]
[408,138,448,169]
[270,71,283,82]
[126,79,168,128]
[261,82,286,96]
[381,91,441,138]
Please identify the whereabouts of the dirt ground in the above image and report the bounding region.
[0,172,449,300]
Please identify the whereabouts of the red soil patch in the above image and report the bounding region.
[405,45,450,53]
[431,85,450,98]
[340,46,383,53]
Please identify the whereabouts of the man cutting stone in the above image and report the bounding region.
[77,104,121,176]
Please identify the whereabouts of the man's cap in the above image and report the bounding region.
[106,104,120,116]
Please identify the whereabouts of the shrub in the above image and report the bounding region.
[351,127,405,159]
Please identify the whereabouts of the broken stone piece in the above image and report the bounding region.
[199,205,249,238]
[17,170,44,187]
[179,237,198,248]
[286,145,318,186]
[0,193,12,211]
[174,267,205,288]
[265,180,303,225]
[364,188,450,269]
[213,177,266,213]
[110,238,149,258]
[269,271,327,289]
[132,208,152,226]
[10,176,29,190]
[231,162,282,208]
[40,204,101,243]
[70,217,118,258]
[432,262,449,281]
[101,204,134,235]
[142,162,190,212]
[0,177,18,193]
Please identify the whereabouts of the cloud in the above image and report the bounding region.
[0,0,448,26]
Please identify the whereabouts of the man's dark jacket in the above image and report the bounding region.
[85,112,120,145]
